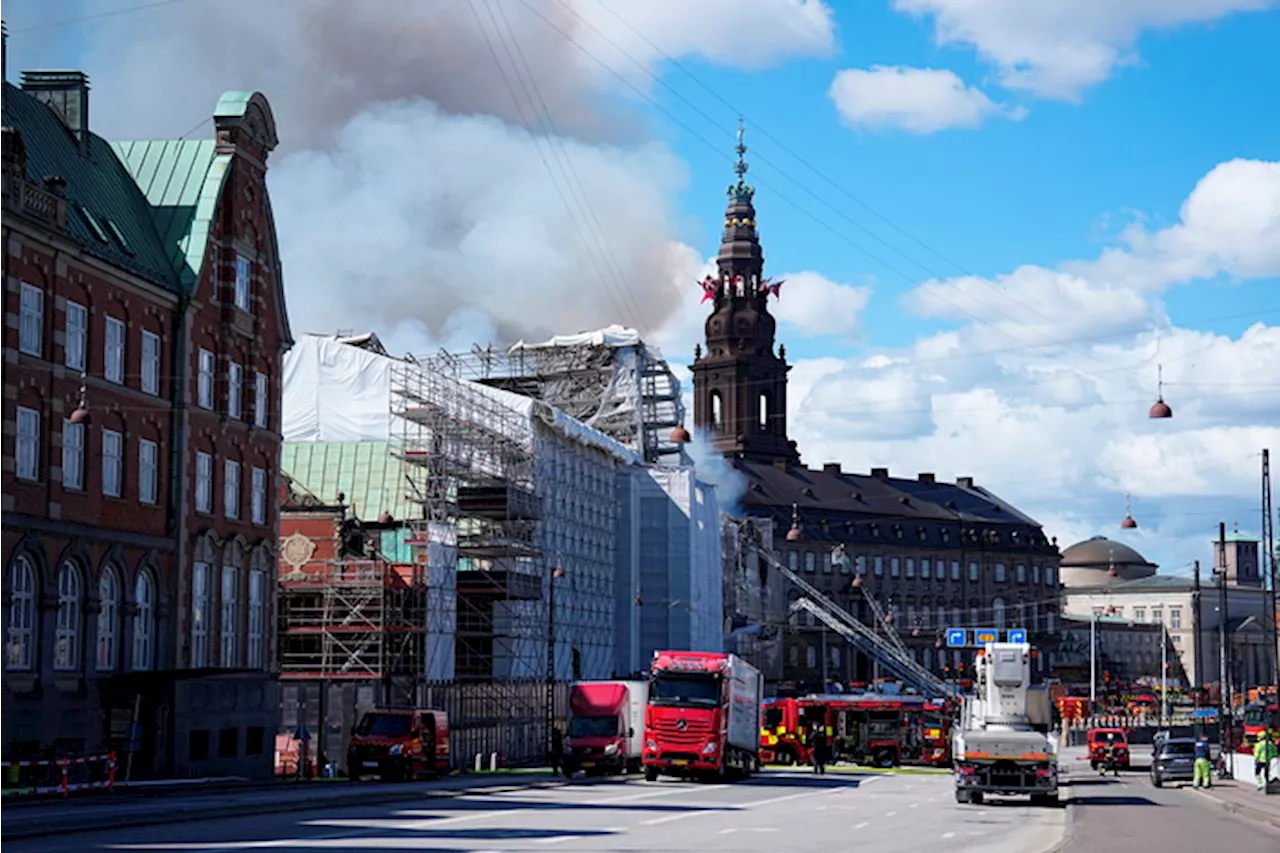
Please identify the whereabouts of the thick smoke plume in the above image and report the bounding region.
[8,0,836,351]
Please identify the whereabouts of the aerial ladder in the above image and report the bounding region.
[757,543,956,699]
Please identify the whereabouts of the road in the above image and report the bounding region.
[5,768,1063,853]
[1064,749,1280,852]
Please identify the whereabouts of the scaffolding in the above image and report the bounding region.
[435,326,685,464]
[278,558,426,685]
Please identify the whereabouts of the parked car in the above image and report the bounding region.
[1150,737,1198,787]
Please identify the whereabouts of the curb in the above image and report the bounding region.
[1190,786,1280,831]
[1,777,573,841]
[1044,770,1081,853]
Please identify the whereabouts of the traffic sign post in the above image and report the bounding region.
[942,628,1029,648]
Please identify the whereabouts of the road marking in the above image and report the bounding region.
[886,811,898,817]
[536,836,581,843]
[909,802,920,809]
[640,809,719,826]
[737,788,845,809]
[942,832,956,839]
[854,821,870,829]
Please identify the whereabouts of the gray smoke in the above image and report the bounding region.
[7,0,836,349]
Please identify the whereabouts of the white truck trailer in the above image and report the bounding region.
[953,642,1060,806]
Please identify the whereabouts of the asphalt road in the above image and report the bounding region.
[1064,748,1280,852]
[5,768,1065,853]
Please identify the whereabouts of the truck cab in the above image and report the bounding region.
[564,680,647,776]
[346,708,449,781]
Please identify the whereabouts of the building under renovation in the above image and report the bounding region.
[278,331,721,766]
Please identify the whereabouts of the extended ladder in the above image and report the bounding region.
[759,546,956,699]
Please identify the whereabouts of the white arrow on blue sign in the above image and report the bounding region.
[1007,629,1027,644]
[946,628,968,647]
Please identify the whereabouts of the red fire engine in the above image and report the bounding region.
[760,693,953,768]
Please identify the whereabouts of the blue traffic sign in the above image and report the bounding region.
[974,628,999,645]
[945,628,968,647]
[1007,628,1028,644]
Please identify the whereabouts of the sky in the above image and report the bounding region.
[6,0,1279,576]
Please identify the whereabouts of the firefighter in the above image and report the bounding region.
[807,725,828,775]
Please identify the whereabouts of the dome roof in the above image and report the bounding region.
[1059,535,1158,587]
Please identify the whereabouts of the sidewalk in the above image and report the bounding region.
[1192,778,1280,831]
[1,770,570,841]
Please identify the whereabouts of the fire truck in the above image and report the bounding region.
[760,694,953,767]
[1243,699,1280,751]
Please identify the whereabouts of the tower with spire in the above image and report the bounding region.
[689,121,800,464]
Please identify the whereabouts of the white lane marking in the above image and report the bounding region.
[536,836,581,844]
[854,821,870,830]
[886,811,898,817]
[909,802,920,809]
[720,828,779,835]
[640,809,720,826]
[736,787,845,809]
[942,832,956,839]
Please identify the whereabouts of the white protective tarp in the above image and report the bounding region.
[282,334,395,442]
[282,333,639,464]
[509,323,642,350]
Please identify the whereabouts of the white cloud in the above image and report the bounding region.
[828,66,1024,133]
[893,0,1278,100]
[779,157,1280,572]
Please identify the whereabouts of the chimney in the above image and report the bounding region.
[21,71,90,152]
[918,472,936,485]
[956,476,974,489]
[870,467,888,480]
[823,462,842,475]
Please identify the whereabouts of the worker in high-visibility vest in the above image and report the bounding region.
[1253,730,1277,791]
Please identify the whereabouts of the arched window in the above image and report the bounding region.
[54,561,82,671]
[758,392,770,431]
[132,570,154,671]
[710,390,723,428]
[992,597,1006,629]
[96,565,120,671]
[247,549,268,669]
[6,555,37,671]
[192,538,215,667]
[220,544,244,667]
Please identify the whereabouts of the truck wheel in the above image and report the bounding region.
[970,791,984,805]
[644,767,659,782]
[955,789,971,804]
[1030,794,1053,807]
[777,749,796,766]
[873,750,894,769]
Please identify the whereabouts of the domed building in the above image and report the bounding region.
[1060,536,1158,587]
[1059,529,1275,693]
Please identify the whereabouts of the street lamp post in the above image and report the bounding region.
[1090,609,1098,713]
[1160,621,1169,729]
[546,567,565,763]
[1216,522,1230,751]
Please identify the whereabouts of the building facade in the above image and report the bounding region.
[1060,533,1275,694]
[2,63,291,777]
[688,129,1062,690]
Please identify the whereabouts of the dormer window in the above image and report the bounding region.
[234,255,252,311]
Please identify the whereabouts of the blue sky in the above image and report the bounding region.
[7,0,1278,575]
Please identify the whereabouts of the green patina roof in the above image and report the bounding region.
[2,81,177,287]
[281,442,418,523]
[109,138,230,291]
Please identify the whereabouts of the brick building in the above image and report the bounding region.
[2,58,291,777]
[692,129,1062,690]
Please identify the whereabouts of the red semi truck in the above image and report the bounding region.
[642,650,763,781]
[563,680,648,776]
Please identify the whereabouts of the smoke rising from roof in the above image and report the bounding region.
[11,0,836,350]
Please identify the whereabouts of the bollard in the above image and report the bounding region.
[489,752,499,772]
[474,753,483,772]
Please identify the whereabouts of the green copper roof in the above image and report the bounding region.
[110,138,231,291]
[2,81,177,287]
[281,442,418,523]
[214,91,257,117]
